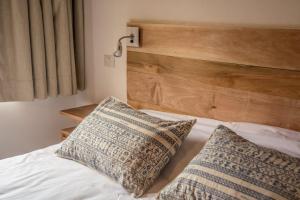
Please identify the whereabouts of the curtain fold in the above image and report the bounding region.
[0,0,85,102]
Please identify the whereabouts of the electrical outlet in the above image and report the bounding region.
[104,55,115,68]
[127,27,139,47]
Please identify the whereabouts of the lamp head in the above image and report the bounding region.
[113,41,123,57]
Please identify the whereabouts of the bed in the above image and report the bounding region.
[1,22,300,200]
[1,109,300,200]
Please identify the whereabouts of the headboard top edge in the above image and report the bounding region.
[127,20,300,30]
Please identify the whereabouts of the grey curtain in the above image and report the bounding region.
[0,0,85,101]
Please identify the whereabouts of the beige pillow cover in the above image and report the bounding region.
[157,125,300,200]
[56,97,196,197]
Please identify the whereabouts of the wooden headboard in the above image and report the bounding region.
[127,21,300,131]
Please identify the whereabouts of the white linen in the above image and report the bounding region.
[0,144,156,200]
[142,110,300,158]
[1,109,300,200]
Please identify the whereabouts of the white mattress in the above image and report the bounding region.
[1,110,300,200]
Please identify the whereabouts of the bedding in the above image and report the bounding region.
[157,125,300,200]
[0,109,300,200]
[0,144,151,200]
[143,110,300,159]
[56,97,196,197]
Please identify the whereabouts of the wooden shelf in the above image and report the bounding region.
[61,127,76,140]
[60,104,97,122]
[60,104,97,140]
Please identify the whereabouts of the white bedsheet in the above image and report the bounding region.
[1,110,300,200]
[0,144,157,200]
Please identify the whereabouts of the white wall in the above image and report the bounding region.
[86,0,300,102]
[0,93,92,159]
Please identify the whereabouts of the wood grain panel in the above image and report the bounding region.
[127,51,300,131]
[128,22,300,71]
[128,51,300,100]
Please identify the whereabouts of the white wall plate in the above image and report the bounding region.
[104,55,115,68]
[127,27,140,48]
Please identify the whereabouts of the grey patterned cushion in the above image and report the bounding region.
[157,125,300,200]
[56,97,196,197]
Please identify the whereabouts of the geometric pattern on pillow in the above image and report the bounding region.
[56,97,196,197]
[157,125,300,200]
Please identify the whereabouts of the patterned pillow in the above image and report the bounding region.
[56,97,196,197]
[157,125,300,200]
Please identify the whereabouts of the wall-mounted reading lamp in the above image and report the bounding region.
[113,27,140,58]
[113,34,134,57]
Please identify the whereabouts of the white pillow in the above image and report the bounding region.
[225,122,300,158]
[142,109,300,158]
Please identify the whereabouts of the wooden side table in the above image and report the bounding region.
[60,104,97,140]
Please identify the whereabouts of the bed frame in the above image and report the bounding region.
[127,21,300,131]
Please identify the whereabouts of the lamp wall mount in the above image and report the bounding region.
[127,27,140,48]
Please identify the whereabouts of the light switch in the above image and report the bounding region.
[104,55,115,68]
[127,27,140,47]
